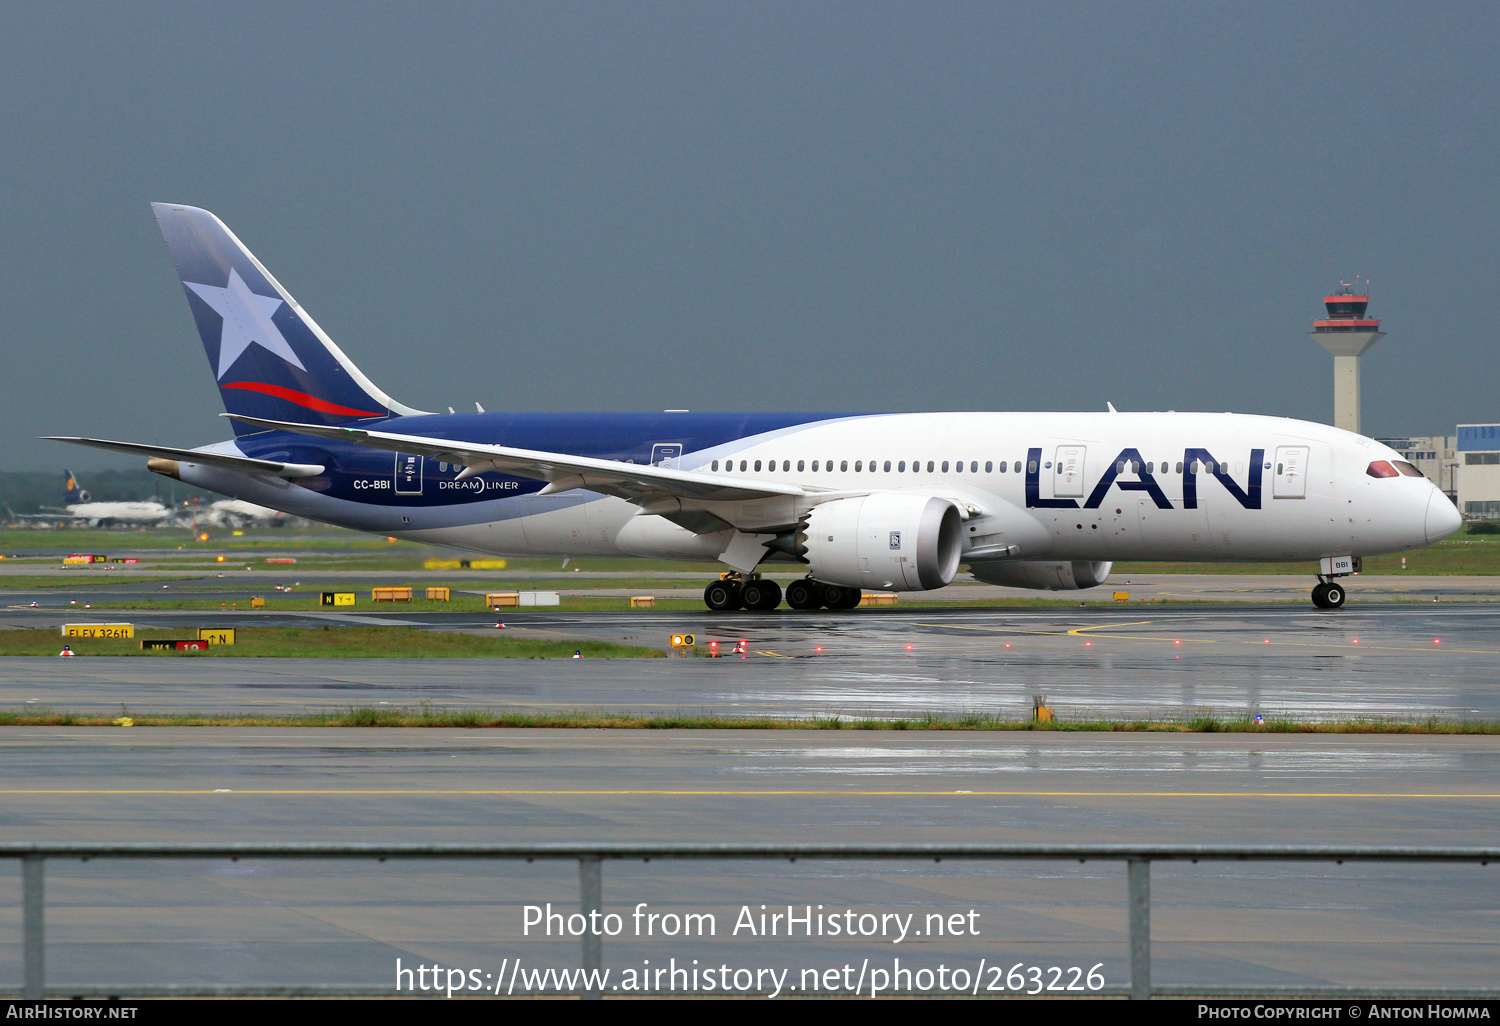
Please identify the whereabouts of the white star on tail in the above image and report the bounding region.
[185,267,307,379]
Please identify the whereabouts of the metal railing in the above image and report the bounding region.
[2,842,1497,1000]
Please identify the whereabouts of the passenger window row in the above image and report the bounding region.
[707,458,1029,474]
[702,457,1250,476]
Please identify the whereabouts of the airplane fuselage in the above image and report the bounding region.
[169,410,1455,572]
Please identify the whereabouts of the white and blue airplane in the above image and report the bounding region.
[48,204,1460,611]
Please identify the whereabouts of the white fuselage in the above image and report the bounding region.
[176,412,1458,579]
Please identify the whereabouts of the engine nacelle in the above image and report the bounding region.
[799,494,963,591]
[969,560,1112,591]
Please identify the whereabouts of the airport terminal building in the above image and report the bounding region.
[1455,425,1500,518]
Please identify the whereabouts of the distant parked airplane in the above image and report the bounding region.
[54,469,174,527]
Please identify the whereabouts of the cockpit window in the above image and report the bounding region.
[1394,461,1425,477]
[1366,460,1398,479]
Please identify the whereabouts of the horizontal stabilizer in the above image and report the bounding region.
[43,437,325,478]
[220,414,807,504]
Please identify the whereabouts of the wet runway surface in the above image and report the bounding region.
[0,728,1494,993]
[1,604,1497,994]
[1,604,1498,720]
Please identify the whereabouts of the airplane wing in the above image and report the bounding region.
[220,414,810,504]
[43,437,326,478]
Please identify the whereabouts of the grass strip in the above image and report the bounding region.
[0,576,184,589]
[6,627,661,658]
[0,708,1494,733]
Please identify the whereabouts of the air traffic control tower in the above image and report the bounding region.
[1310,280,1384,434]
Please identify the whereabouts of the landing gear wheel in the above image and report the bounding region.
[820,583,862,610]
[704,580,743,611]
[785,579,822,610]
[741,579,783,611]
[1311,582,1346,609]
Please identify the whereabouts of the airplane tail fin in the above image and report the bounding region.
[150,204,426,435]
[64,470,89,504]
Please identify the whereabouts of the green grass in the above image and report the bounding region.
[68,595,712,612]
[85,594,505,613]
[1116,534,1500,576]
[8,627,662,658]
[0,527,403,551]
[0,707,1491,733]
[0,576,183,589]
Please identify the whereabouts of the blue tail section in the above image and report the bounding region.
[63,470,88,504]
[151,204,426,435]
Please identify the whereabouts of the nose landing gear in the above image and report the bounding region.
[1311,580,1346,609]
[1310,556,1359,609]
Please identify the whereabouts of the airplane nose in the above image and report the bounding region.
[1426,491,1462,544]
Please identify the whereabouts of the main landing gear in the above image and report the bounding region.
[703,574,862,611]
[787,578,862,610]
[1311,579,1346,609]
[704,573,782,612]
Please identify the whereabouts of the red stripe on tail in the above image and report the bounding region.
[220,381,382,418]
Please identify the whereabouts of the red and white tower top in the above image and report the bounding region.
[1313,278,1381,333]
[1308,276,1386,433]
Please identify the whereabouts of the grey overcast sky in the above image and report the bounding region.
[2,2,1496,469]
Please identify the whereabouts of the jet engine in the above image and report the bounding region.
[794,494,963,591]
[968,560,1112,591]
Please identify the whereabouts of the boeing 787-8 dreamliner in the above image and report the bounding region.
[48,205,1461,611]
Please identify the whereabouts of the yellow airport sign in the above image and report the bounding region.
[61,624,133,639]
[424,558,508,570]
[197,628,236,645]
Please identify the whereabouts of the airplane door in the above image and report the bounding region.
[1272,446,1308,499]
[650,443,683,469]
[1055,445,1086,498]
[394,453,423,495]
